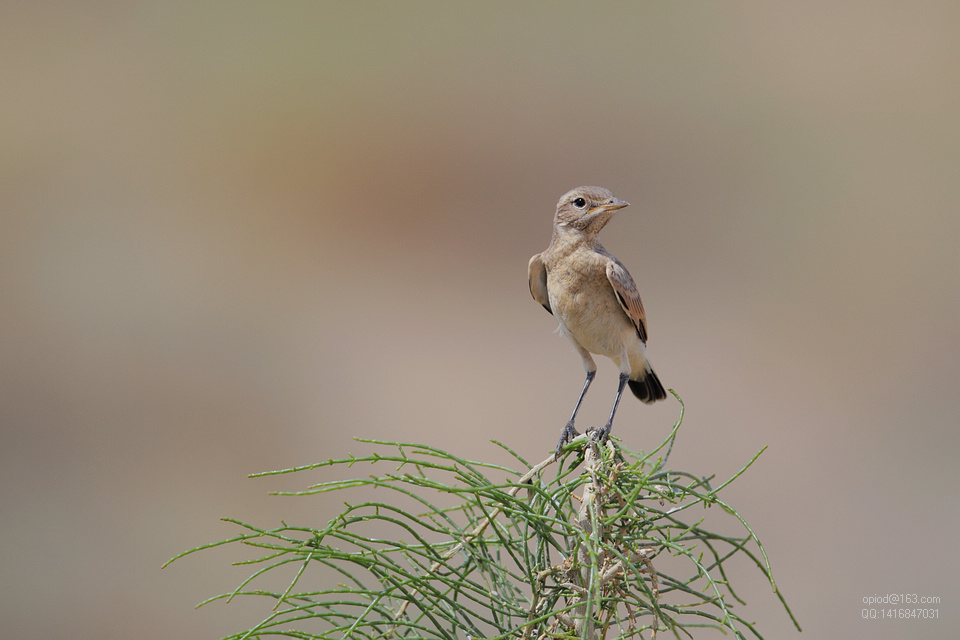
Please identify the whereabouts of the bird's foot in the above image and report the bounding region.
[587,423,613,447]
[554,422,581,460]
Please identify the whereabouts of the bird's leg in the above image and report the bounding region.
[591,372,629,446]
[555,370,595,459]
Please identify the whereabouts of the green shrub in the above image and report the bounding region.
[166,392,799,639]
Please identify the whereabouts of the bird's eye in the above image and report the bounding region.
[573,197,587,208]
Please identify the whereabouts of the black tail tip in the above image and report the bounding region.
[628,372,667,404]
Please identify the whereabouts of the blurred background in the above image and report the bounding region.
[1,2,957,638]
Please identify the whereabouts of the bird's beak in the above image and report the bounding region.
[590,198,630,215]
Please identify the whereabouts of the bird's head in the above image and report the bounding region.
[554,186,629,236]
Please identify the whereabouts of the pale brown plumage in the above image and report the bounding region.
[529,186,666,457]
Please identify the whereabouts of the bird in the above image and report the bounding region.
[528,186,667,458]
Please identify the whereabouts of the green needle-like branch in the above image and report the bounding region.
[166,392,800,639]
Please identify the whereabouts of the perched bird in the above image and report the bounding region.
[528,186,667,458]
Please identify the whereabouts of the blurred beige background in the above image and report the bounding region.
[2,2,958,638]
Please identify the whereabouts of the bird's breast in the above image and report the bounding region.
[545,259,630,358]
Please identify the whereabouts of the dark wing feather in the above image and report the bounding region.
[606,258,648,342]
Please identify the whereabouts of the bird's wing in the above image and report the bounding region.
[528,253,552,314]
[606,258,648,343]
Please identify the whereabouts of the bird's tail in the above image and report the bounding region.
[628,367,667,404]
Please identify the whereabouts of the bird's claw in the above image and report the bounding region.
[586,424,612,446]
[554,422,581,460]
